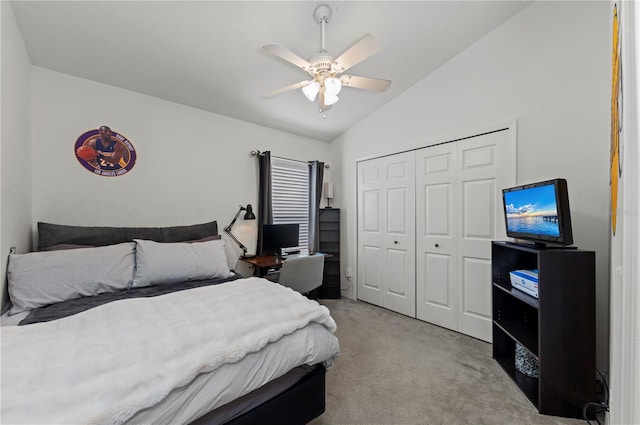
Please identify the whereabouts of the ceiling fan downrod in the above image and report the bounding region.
[314,4,332,52]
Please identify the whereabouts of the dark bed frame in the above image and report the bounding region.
[192,364,326,425]
[36,221,329,425]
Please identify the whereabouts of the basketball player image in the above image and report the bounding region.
[86,125,128,170]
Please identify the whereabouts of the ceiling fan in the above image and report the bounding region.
[263,4,391,113]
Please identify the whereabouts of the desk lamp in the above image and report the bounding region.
[224,204,256,258]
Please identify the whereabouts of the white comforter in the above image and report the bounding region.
[1,277,338,425]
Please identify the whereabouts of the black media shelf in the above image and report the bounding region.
[494,354,540,407]
[493,319,538,357]
[491,241,595,419]
[493,281,539,309]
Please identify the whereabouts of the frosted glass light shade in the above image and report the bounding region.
[302,81,321,101]
[324,77,342,96]
[324,94,339,105]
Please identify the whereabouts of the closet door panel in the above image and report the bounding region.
[383,154,416,317]
[416,144,457,328]
[419,251,455,326]
[459,256,492,338]
[360,245,383,305]
[362,191,380,232]
[457,131,512,342]
[357,152,416,317]
[386,248,409,296]
[358,160,385,307]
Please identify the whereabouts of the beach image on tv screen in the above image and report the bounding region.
[504,185,560,237]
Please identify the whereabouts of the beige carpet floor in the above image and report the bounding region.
[310,298,587,425]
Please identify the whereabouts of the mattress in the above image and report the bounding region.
[127,325,334,425]
[1,313,331,425]
[1,278,340,424]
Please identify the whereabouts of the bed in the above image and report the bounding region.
[1,220,340,425]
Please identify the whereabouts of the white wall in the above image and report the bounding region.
[1,2,33,309]
[27,67,330,269]
[333,1,611,370]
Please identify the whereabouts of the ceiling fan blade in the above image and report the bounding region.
[263,81,310,99]
[332,34,382,73]
[263,44,312,72]
[340,75,391,92]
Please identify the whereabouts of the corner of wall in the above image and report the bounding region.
[1,0,34,310]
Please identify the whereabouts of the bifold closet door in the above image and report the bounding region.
[416,130,513,342]
[357,152,416,317]
[415,143,458,331]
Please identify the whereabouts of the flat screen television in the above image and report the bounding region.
[501,178,573,247]
[262,223,300,257]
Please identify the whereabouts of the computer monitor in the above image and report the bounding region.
[262,223,299,257]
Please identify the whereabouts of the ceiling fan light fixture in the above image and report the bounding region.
[263,3,390,114]
[302,81,321,101]
[324,76,342,96]
[324,93,339,106]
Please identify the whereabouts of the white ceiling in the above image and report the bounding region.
[11,1,531,142]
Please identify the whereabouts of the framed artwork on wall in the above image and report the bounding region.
[75,126,137,177]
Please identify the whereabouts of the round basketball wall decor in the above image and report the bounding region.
[74,126,137,177]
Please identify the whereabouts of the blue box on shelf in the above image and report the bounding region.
[509,269,539,298]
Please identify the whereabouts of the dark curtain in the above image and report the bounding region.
[257,151,273,256]
[308,161,324,254]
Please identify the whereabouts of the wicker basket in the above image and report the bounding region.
[515,343,539,378]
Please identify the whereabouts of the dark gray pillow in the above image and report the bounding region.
[37,220,218,250]
[160,221,220,243]
[187,234,222,243]
[41,243,95,251]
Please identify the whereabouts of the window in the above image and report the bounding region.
[271,157,309,251]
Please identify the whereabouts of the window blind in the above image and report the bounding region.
[271,156,309,251]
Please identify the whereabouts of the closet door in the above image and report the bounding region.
[456,131,512,341]
[416,130,513,342]
[357,152,416,317]
[415,143,458,330]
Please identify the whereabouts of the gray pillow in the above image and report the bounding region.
[37,220,218,250]
[132,238,233,288]
[8,242,136,315]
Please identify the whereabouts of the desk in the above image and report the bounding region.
[240,253,330,277]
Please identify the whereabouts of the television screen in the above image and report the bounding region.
[262,223,300,255]
[502,178,573,247]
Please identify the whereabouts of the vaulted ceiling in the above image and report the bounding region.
[11,1,532,142]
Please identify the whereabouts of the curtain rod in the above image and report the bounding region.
[250,150,329,169]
